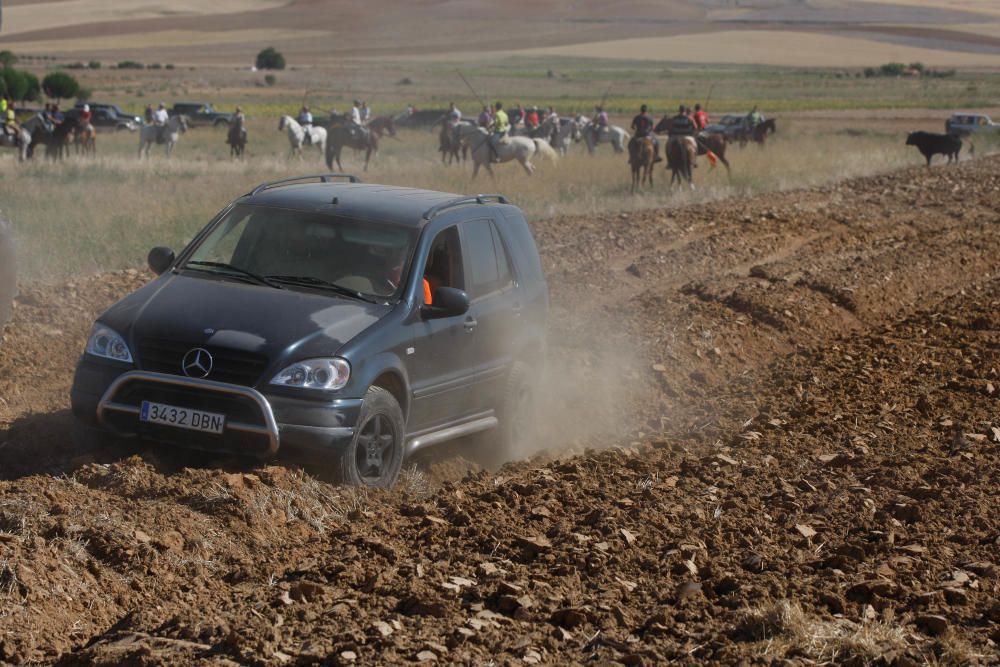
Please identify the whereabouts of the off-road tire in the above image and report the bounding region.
[336,386,405,488]
[480,362,538,468]
[0,216,16,334]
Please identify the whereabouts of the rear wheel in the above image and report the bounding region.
[480,362,538,468]
[0,216,15,334]
[337,386,404,487]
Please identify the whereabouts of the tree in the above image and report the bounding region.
[0,51,17,69]
[0,68,39,101]
[42,71,79,100]
[256,47,285,70]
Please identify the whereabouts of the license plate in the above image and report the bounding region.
[139,401,226,435]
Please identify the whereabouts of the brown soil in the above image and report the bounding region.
[2,158,1000,665]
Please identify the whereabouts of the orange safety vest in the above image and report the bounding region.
[423,278,432,305]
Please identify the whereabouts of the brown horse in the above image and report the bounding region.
[654,116,730,174]
[751,118,776,146]
[74,122,97,156]
[325,115,396,171]
[666,136,696,188]
[439,120,471,165]
[629,136,655,193]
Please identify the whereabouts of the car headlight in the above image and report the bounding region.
[85,324,133,363]
[270,358,350,391]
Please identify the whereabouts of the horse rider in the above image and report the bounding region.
[152,103,169,143]
[545,106,559,142]
[144,104,154,124]
[79,104,93,134]
[349,100,369,143]
[447,102,462,125]
[2,99,19,141]
[510,104,524,128]
[525,106,540,131]
[229,105,246,145]
[693,103,709,132]
[477,105,493,128]
[298,105,314,144]
[360,101,371,125]
[592,105,609,145]
[747,105,763,129]
[668,104,695,137]
[628,103,661,164]
[490,101,509,162]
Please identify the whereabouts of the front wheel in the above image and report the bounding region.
[336,386,405,487]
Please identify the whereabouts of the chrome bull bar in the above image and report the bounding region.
[97,370,280,455]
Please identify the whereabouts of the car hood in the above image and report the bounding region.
[101,273,391,361]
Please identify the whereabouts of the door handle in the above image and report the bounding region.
[463,317,478,331]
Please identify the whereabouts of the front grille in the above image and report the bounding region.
[138,338,268,387]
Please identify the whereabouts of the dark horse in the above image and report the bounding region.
[751,118,776,146]
[655,116,731,174]
[666,136,696,188]
[227,123,247,159]
[27,115,80,160]
[325,115,396,172]
[439,119,471,165]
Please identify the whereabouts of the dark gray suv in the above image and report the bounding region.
[70,175,548,486]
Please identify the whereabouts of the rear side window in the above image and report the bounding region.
[464,219,513,298]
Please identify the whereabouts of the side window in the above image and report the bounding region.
[423,226,464,304]
[464,219,513,298]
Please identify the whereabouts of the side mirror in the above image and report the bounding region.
[147,246,175,275]
[421,287,469,319]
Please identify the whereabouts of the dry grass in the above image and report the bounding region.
[0,116,932,282]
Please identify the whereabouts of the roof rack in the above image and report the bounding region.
[422,194,509,221]
[248,173,361,196]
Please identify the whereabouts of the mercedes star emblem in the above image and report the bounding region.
[181,348,214,379]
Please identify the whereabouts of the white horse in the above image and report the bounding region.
[455,124,558,179]
[576,115,629,154]
[138,115,188,158]
[534,116,581,156]
[0,125,32,162]
[279,115,327,159]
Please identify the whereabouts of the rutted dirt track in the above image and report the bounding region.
[2,159,1000,665]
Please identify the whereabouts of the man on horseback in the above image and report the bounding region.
[477,105,492,128]
[592,105,609,145]
[360,101,371,126]
[2,99,20,143]
[349,100,369,144]
[747,105,763,130]
[693,104,708,132]
[447,102,462,125]
[525,106,539,131]
[152,103,169,144]
[228,105,246,148]
[79,104,93,133]
[490,101,509,163]
[510,104,524,128]
[628,104,661,164]
[668,104,695,137]
[298,105,314,145]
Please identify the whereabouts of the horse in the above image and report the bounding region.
[666,136,697,189]
[138,115,188,158]
[439,119,473,165]
[23,115,79,160]
[575,115,629,154]
[227,123,247,159]
[752,118,776,145]
[454,123,558,179]
[534,116,580,156]
[279,115,327,160]
[654,117,731,175]
[325,116,395,172]
[629,136,656,194]
[74,122,97,156]
[0,124,32,162]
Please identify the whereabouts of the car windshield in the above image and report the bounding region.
[182,204,418,301]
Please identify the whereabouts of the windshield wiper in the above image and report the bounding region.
[184,261,283,289]
[266,275,378,303]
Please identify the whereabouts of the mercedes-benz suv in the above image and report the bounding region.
[70,175,548,486]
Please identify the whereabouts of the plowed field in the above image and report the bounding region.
[1,158,999,665]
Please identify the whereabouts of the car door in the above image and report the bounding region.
[407,225,478,432]
[459,217,517,415]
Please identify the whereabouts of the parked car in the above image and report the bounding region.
[70,175,548,487]
[170,102,232,127]
[69,102,141,131]
[703,113,750,139]
[945,113,1000,137]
